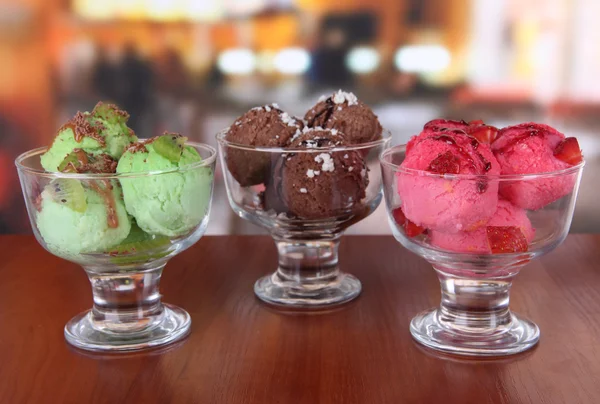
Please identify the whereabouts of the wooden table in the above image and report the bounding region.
[1,235,599,404]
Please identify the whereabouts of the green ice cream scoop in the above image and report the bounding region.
[36,179,131,259]
[116,134,213,237]
[41,102,137,172]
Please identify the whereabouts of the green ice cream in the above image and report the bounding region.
[116,134,213,237]
[41,102,137,172]
[37,179,131,259]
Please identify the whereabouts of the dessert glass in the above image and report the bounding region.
[381,145,584,356]
[218,131,390,307]
[15,142,217,352]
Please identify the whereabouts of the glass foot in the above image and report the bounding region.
[410,308,540,356]
[254,271,361,308]
[64,303,191,352]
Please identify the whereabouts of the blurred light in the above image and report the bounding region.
[346,47,380,74]
[225,0,265,17]
[273,48,311,75]
[74,0,117,20]
[394,45,451,73]
[256,51,276,74]
[217,49,256,75]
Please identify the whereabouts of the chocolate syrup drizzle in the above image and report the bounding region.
[60,112,106,147]
[306,97,336,128]
[429,132,492,193]
[494,126,542,154]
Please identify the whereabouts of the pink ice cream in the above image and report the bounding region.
[492,123,577,210]
[397,127,500,233]
[429,200,535,253]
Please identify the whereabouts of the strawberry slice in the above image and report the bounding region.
[469,125,499,144]
[392,207,426,238]
[554,137,583,165]
[469,119,485,126]
[424,119,469,132]
[428,151,461,174]
[486,226,528,253]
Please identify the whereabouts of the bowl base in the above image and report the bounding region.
[410,308,540,356]
[64,303,191,352]
[254,272,361,308]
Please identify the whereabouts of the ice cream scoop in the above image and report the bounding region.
[269,128,369,219]
[492,123,582,210]
[397,126,500,233]
[36,179,131,258]
[41,102,136,172]
[225,104,304,186]
[304,90,382,144]
[429,199,535,253]
[116,133,213,237]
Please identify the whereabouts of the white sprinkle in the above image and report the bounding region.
[265,105,271,112]
[235,121,241,126]
[307,169,315,178]
[331,129,338,135]
[280,112,298,127]
[315,153,335,172]
[343,154,348,159]
[272,103,280,109]
[275,135,279,139]
[314,171,320,175]
[318,95,327,103]
[300,188,308,193]
[348,166,354,172]
[252,106,262,111]
[338,106,343,111]
[361,168,367,178]
[332,90,358,106]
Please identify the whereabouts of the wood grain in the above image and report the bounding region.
[0,235,599,404]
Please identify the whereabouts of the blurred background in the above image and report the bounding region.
[1,0,599,235]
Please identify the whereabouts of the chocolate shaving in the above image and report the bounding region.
[60,112,106,147]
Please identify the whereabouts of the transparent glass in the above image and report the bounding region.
[15,142,217,352]
[381,145,584,356]
[218,131,391,308]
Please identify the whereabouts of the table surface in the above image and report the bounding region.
[1,235,599,404]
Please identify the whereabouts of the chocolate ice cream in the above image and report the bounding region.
[225,104,304,186]
[304,91,382,145]
[268,128,369,219]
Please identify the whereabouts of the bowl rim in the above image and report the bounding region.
[380,144,586,180]
[215,128,392,153]
[14,140,217,179]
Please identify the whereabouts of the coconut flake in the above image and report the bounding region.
[348,166,354,172]
[307,169,315,178]
[318,95,327,103]
[315,153,335,172]
[343,154,348,159]
[300,188,308,193]
[280,112,297,127]
[332,90,358,106]
[331,129,338,135]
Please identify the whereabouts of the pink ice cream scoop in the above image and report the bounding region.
[397,128,500,233]
[492,123,582,210]
[429,199,534,253]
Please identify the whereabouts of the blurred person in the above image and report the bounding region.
[119,43,155,136]
[0,114,32,234]
[154,47,192,135]
[309,26,352,87]
[92,45,121,105]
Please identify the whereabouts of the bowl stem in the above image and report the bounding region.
[410,266,540,356]
[254,235,361,307]
[64,264,191,352]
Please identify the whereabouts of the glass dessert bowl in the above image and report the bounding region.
[381,128,584,356]
[218,131,390,307]
[16,141,216,352]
